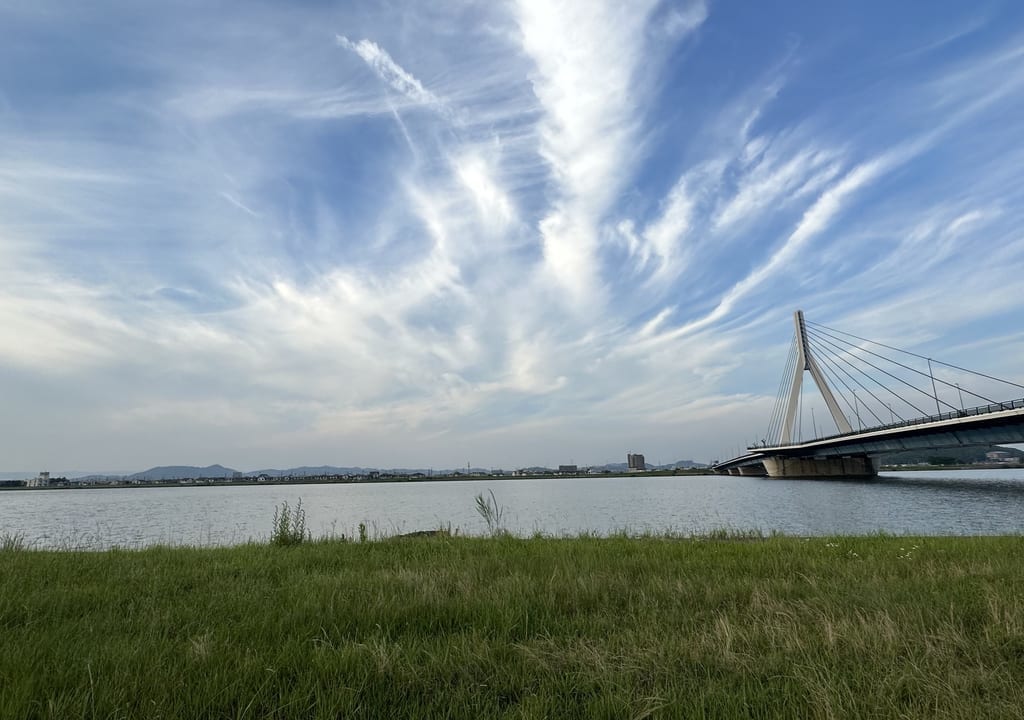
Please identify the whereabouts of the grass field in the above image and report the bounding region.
[1,533,1023,718]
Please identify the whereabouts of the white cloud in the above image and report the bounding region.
[640,177,695,278]
[453,151,515,232]
[660,1,709,39]
[336,35,444,109]
[712,147,839,233]
[514,0,702,305]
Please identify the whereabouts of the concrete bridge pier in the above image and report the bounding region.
[762,456,877,479]
[737,464,768,477]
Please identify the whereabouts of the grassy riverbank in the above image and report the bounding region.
[2,534,1023,719]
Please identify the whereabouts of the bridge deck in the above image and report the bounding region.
[762,397,1024,451]
[714,397,1024,473]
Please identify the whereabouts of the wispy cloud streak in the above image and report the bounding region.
[336,35,444,109]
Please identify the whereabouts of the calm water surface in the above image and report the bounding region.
[2,469,1024,549]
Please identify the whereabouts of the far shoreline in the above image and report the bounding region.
[0,468,713,491]
[2,464,1021,491]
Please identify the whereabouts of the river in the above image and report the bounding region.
[2,469,1024,549]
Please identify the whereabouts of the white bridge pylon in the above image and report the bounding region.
[781,310,852,443]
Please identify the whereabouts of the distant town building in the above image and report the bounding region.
[558,465,578,474]
[27,471,50,488]
[627,453,646,471]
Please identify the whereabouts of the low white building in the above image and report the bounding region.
[27,471,50,488]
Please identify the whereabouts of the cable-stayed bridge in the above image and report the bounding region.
[712,311,1024,478]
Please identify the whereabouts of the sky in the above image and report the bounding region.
[2,1,1024,474]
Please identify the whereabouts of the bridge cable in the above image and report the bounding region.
[777,336,799,442]
[806,325,999,408]
[806,351,863,430]
[806,333,921,426]
[815,344,909,425]
[806,323,983,403]
[807,337,889,428]
[806,333,922,421]
[805,354,857,436]
[807,329,941,417]
[805,328,962,413]
[766,337,798,445]
[765,338,793,444]
[806,320,1024,391]
[795,335,860,429]
[807,338,896,427]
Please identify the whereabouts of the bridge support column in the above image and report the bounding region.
[762,456,877,479]
[737,464,768,477]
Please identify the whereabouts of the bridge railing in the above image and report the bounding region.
[757,397,1024,450]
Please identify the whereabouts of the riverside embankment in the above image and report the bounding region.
[2,534,1022,718]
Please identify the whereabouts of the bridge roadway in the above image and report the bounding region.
[713,398,1024,478]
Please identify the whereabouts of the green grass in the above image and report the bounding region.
[1,534,1023,718]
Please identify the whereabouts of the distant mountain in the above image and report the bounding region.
[669,459,706,469]
[248,466,438,477]
[248,466,362,478]
[128,464,239,481]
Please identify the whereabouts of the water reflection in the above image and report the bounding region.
[878,474,1024,495]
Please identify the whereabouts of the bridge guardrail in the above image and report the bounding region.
[757,397,1024,450]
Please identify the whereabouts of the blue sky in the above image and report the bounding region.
[2,0,1024,472]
